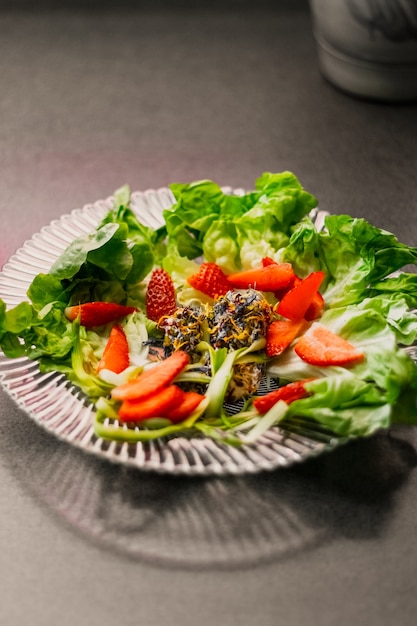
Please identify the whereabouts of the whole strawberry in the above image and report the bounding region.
[146,267,177,322]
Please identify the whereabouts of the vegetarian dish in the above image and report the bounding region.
[1,171,416,448]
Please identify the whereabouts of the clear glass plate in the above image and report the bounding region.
[0,187,344,475]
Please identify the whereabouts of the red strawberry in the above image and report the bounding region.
[111,350,190,401]
[65,302,137,327]
[294,324,365,366]
[167,390,206,423]
[97,324,130,374]
[226,263,295,292]
[266,319,307,357]
[187,262,230,299]
[273,274,302,301]
[274,275,325,319]
[254,380,313,414]
[118,384,185,422]
[146,267,177,322]
[261,257,277,267]
[277,271,325,321]
[304,291,325,321]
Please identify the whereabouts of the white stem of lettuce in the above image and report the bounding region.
[240,400,288,444]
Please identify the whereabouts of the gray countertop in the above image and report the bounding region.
[1,4,417,626]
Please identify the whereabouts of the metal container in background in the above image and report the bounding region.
[309,0,417,101]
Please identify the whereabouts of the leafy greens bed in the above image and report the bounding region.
[1,171,417,449]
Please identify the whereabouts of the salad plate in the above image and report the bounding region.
[2,175,417,476]
[0,186,347,476]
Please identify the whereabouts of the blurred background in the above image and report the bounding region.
[1,0,415,268]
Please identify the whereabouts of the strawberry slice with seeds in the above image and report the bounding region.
[277,271,325,321]
[187,262,230,299]
[65,302,137,327]
[111,349,190,402]
[167,390,206,424]
[266,319,307,357]
[226,263,295,292]
[146,267,177,322]
[97,324,130,374]
[294,324,365,366]
[118,384,185,422]
[254,380,313,414]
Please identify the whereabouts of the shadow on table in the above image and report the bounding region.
[1,401,416,570]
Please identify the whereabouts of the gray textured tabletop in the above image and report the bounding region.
[1,3,417,626]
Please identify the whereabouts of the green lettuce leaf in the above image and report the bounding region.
[99,184,161,282]
[321,294,417,347]
[49,222,121,280]
[280,217,327,278]
[252,171,318,234]
[27,273,69,311]
[281,213,417,309]
[164,171,317,272]
[22,307,73,361]
[27,184,161,313]
[320,215,417,307]
[367,272,417,309]
[287,375,393,437]
[164,179,255,260]
[0,299,35,357]
[202,219,242,273]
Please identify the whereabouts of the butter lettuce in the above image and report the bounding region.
[165,171,317,272]
[28,186,161,314]
[202,219,242,273]
[164,179,248,260]
[367,272,417,309]
[281,213,417,308]
[283,345,416,437]
[99,185,164,283]
[268,294,417,436]
[277,217,326,277]
[0,299,34,357]
[321,215,417,307]
[250,171,318,233]
[287,375,393,437]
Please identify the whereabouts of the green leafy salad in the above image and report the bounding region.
[1,171,417,447]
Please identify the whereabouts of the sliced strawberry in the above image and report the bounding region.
[65,302,137,327]
[226,263,295,292]
[266,319,307,357]
[118,384,185,422]
[273,275,301,301]
[187,262,230,299]
[111,350,190,401]
[254,380,313,414]
[261,257,277,267]
[304,291,325,321]
[277,271,325,321]
[294,324,365,366]
[146,267,177,322]
[167,390,206,424]
[97,324,130,374]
